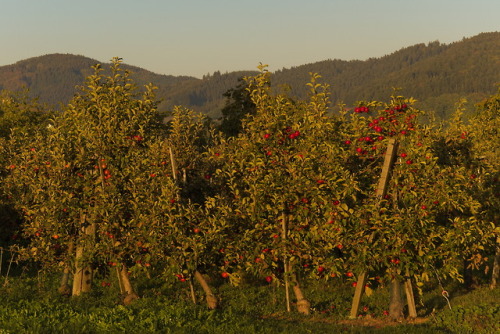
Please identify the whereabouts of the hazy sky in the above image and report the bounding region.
[1,0,499,78]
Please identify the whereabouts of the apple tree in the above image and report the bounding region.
[4,58,167,301]
[341,94,494,319]
[210,67,358,314]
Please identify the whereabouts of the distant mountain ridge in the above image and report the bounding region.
[0,32,498,119]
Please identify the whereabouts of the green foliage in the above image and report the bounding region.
[433,287,500,334]
[0,89,53,139]
[211,68,357,284]
[2,276,496,333]
[0,53,498,332]
[218,77,256,137]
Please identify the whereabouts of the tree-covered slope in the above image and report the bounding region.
[0,32,498,119]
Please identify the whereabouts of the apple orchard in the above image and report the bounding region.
[1,59,498,319]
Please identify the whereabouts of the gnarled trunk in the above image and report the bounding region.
[194,271,217,309]
[292,275,310,315]
[389,278,404,320]
[120,264,139,305]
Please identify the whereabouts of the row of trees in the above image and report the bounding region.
[1,59,498,319]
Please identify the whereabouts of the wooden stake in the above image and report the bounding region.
[189,278,197,304]
[3,252,14,287]
[405,277,417,318]
[169,147,178,181]
[282,210,291,312]
[376,138,399,199]
[0,248,3,277]
[116,266,125,294]
[349,138,399,318]
[349,272,367,319]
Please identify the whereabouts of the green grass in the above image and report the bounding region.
[0,274,497,333]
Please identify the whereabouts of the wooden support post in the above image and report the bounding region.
[349,138,399,318]
[189,278,197,304]
[282,210,291,313]
[349,272,368,319]
[376,138,399,199]
[116,266,125,294]
[405,277,417,318]
[169,147,178,181]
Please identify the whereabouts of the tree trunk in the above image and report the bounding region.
[194,271,217,309]
[292,275,310,315]
[491,236,500,289]
[120,264,139,305]
[72,215,94,296]
[389,278,404,320]
[463,259,474,289]
[58,242,73,295]
[284,260,291,312]
[72,245,93,296]
[58,268,71,296]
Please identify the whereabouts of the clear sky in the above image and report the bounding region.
[1,0,498,78]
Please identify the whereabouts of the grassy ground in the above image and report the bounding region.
[0,272,497,333]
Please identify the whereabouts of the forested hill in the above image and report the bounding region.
[0,32,498,119]
[272,32,500,118]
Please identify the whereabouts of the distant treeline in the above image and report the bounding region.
[0,32,498,119]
